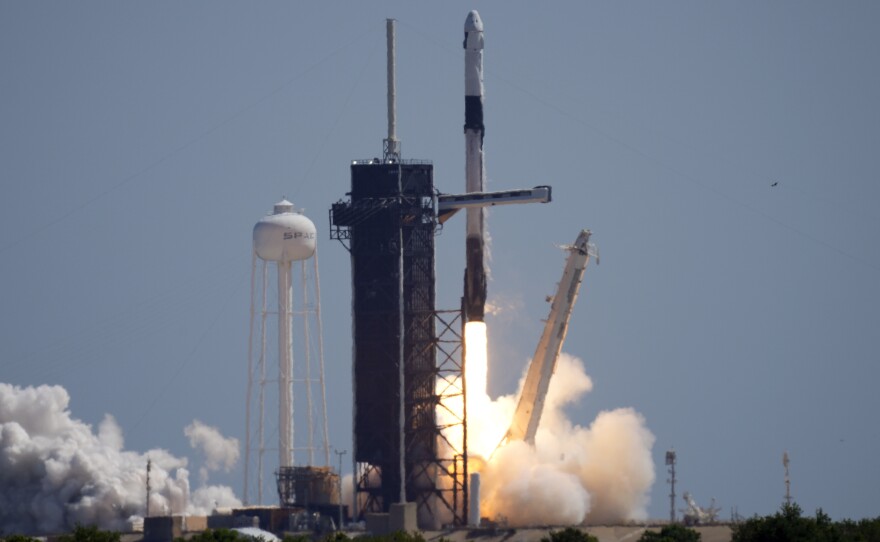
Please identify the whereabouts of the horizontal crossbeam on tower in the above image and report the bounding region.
[437,186,551,224]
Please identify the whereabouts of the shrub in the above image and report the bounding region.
[541,527,599,542]
[638,524,701,542]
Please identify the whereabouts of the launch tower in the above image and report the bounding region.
[330,20,467,528]
[330,158,441,520]
[330,13,551,528]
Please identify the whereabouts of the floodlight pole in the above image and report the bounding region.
[783,451,792,506]
[666,449,677,523]
[335,449,347,528]
[146,458,152,518]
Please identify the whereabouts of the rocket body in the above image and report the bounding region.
[464,10,487,322]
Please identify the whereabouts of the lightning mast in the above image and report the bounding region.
[783,451,792,505]
[145,458,152,518]
[384,19,400,162]
[666,450,677,523]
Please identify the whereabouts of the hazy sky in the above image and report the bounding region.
[2,1,879,522]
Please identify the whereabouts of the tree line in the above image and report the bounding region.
[3,504,880,542]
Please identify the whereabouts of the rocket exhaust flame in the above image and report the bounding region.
[462,322,509,461]
[440,324,656,526]
[465,322,488,411]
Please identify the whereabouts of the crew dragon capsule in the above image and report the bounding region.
[463,9,487,322]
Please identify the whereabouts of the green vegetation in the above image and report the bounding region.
[55,524,121,542]
[182,528,254,542]
[1,536,42,542]
[10,510,880,542]
[638,524,701,542]
[172,528,445,542]
[353,532,434,542]
[837,517,880,542]
[732,503,880,542]
[540,527,599,542]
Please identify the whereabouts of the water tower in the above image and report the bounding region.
[244,198,333,507]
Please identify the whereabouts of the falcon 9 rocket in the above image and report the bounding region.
[463,10,487,322]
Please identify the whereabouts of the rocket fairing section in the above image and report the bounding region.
[464,10,487,322]
[506,230,595,445]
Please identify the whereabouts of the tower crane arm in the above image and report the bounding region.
[437,186,551,224]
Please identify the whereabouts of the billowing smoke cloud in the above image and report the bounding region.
[443,352,655,526]
[0,383,241,535]
[184,419,240,484]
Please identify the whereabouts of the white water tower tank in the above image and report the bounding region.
[253,199,317,262]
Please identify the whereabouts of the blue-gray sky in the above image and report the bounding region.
[2,1,879,522]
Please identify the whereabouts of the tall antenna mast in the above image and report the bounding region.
[666,449,677,523]
[783,451,792,505]
[383,19,401,161]
[145,458,152,518]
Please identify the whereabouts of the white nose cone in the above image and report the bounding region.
[465,10,483,33]
[464,11,484,52]
[253,198,317,262]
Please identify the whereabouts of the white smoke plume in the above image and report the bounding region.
[443,352,655,526]
[0,383,241,535]
[484,296,524,318]
[184,419,240,484]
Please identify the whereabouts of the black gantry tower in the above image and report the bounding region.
[329,19,468,529]
[331,159,454,526]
